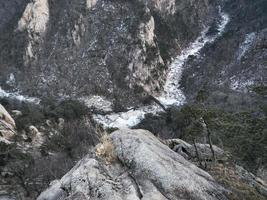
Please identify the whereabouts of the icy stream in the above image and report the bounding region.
[93,9,230,129]
[0,9,230,129]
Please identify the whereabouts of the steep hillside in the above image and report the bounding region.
[181,0,267,109]
[0,0,216,109]
[0,0,266,200]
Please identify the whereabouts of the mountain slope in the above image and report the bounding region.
[0,0,216,109]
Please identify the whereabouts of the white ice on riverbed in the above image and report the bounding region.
[93,105,161,129]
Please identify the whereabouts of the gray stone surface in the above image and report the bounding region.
[111,129,227,200]
[0,104,16,143]
[165,138,225,161]
[38,129,227,200]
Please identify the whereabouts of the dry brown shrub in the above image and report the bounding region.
[95,132,117,164]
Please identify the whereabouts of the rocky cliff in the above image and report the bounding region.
[37,129,267,200]
[37,129,228,200]
[0,0,267,199]
[0,104,16,144]
[0,102,266,200]
[0,0,216,108]
[181,0,267,108]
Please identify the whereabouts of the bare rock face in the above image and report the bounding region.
[258,166,267,183]
[0,104,15,128]
[17,0,49,35]
[38,129,227,200]
[111,129,227,200]
[143,0,176,15]
[128,14,165,93]
[86,0,98,10]
[0,104,16,143]
[17,0,49,64]
[165,138,225,161]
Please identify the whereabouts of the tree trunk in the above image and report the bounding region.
[207,129,216,163]
[142,87,167,112]
[148,95,167,112]
[202,117,216,163]
[193,139,203,168]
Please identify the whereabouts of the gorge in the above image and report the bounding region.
[0,0,266,199]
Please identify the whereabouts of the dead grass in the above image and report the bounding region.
[95,132,117,164]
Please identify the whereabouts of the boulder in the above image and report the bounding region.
[29,125,45,147]
[37,155,142,200]
[0,104,16,143]
[258,165,267,183]
[38,129,227,200]
[86,0,98,10]
[235,165,267,197]
[11,110,22,117]
[165,138,225,161]
[37,180,67,200]
[0,104,15,128]
[111,129,227,200]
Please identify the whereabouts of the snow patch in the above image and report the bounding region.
[237,32,256,61]
[80,95,113,113]
[230,76,255,92]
